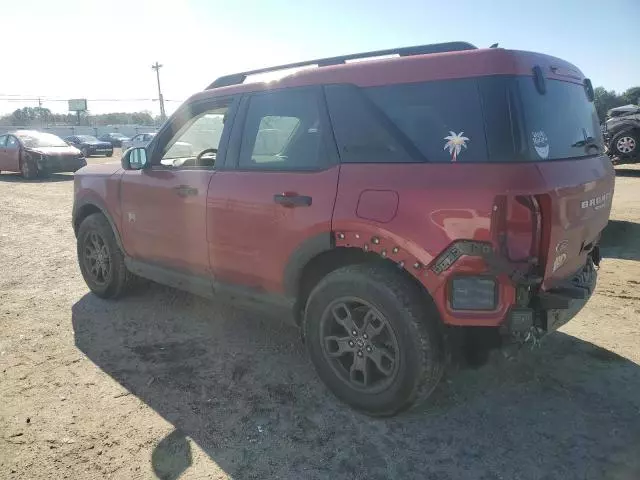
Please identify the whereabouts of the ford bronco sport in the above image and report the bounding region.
[73,42,614,416]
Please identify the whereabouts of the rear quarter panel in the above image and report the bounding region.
[333,157,613,326]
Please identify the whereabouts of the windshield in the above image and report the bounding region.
[77,135,99,142]
[16,132,68,148]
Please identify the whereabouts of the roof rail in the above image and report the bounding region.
[206,41,477,89]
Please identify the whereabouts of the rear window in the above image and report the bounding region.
[325,76,602,163]
[514,77,603,161]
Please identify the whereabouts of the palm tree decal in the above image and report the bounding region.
[443,131,469,162]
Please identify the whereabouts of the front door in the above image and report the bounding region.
[207,87,340,293]
[120,96,238,276]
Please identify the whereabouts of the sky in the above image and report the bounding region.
[1,0,638,116]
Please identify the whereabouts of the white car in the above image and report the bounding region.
[120,132,156,151]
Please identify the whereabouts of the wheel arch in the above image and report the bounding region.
[288,234,437,326]
[73,199,125,252]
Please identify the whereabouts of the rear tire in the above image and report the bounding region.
[82,147,90,158]
[303,264,445,416]
[20,153,38,179]
[613,131,638,158]
[77,213,131,299]
[106,152,113,157]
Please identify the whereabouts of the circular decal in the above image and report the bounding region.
[532,130,549,159]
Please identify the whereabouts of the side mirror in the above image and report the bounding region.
[121,147,148,170]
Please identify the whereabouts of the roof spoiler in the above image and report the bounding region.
[206,41,477,89]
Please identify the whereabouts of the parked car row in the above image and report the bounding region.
[0,130,86,178]
[64,135,114,158]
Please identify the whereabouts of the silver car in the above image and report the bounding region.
[120,132,156,152]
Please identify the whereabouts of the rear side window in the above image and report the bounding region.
[365,79,488,163]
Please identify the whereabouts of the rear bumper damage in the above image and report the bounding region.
[504,249,599,342]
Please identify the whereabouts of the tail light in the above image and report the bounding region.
[495,195,541,263]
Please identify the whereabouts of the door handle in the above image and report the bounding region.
[273,192,312,208]
[173,185,198,197]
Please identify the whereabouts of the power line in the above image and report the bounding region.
[0,97,183,102]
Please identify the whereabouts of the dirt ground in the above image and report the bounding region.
[1,157,639,480]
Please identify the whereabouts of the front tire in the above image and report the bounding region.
[303,264,445,416]
[82,147,90,158]
[77,213,131,299]
[106,152,113,157]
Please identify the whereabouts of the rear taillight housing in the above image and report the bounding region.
[495,195,541,263]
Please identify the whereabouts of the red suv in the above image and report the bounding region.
[73,42,614,416]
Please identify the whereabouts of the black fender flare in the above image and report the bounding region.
[282,232,333,298]
[73,197,126,253]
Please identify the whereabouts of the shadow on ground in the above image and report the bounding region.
[72,285,640,480]
[600,220,640,261]
[614,168,640,177]
[0,173,73,182]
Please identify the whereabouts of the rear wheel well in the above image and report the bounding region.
[294,247,432,325]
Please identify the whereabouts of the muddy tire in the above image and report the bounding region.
[20,153,38,179]
[613,131,638,158]
[77,213,131,299]
[303,264,445,416]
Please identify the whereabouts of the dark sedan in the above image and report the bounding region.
[0,130,86,179]
[98,132,130,147]
[64,135,113,157]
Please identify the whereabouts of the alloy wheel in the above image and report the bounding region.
[320,298,400,393]
[616,136,636,154]
[83,231,111,285]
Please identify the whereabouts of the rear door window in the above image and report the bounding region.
[238,88,328,170]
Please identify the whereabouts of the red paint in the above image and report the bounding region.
[74,46,614,329]
[356,190,399,223]
[206,168,339,292]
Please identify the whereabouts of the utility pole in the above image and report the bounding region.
[151,61,166,121]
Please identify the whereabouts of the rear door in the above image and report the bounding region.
[207,87,340,293]
[120,96,238,276]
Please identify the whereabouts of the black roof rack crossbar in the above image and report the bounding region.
[207,41,477,89]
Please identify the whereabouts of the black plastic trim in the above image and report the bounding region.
[207,42,477,89]
[282,232,334,297]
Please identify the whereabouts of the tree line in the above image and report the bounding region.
[594,86,640,122]
[0,107,161,127]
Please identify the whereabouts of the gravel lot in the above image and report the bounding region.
[1,158,639,480]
